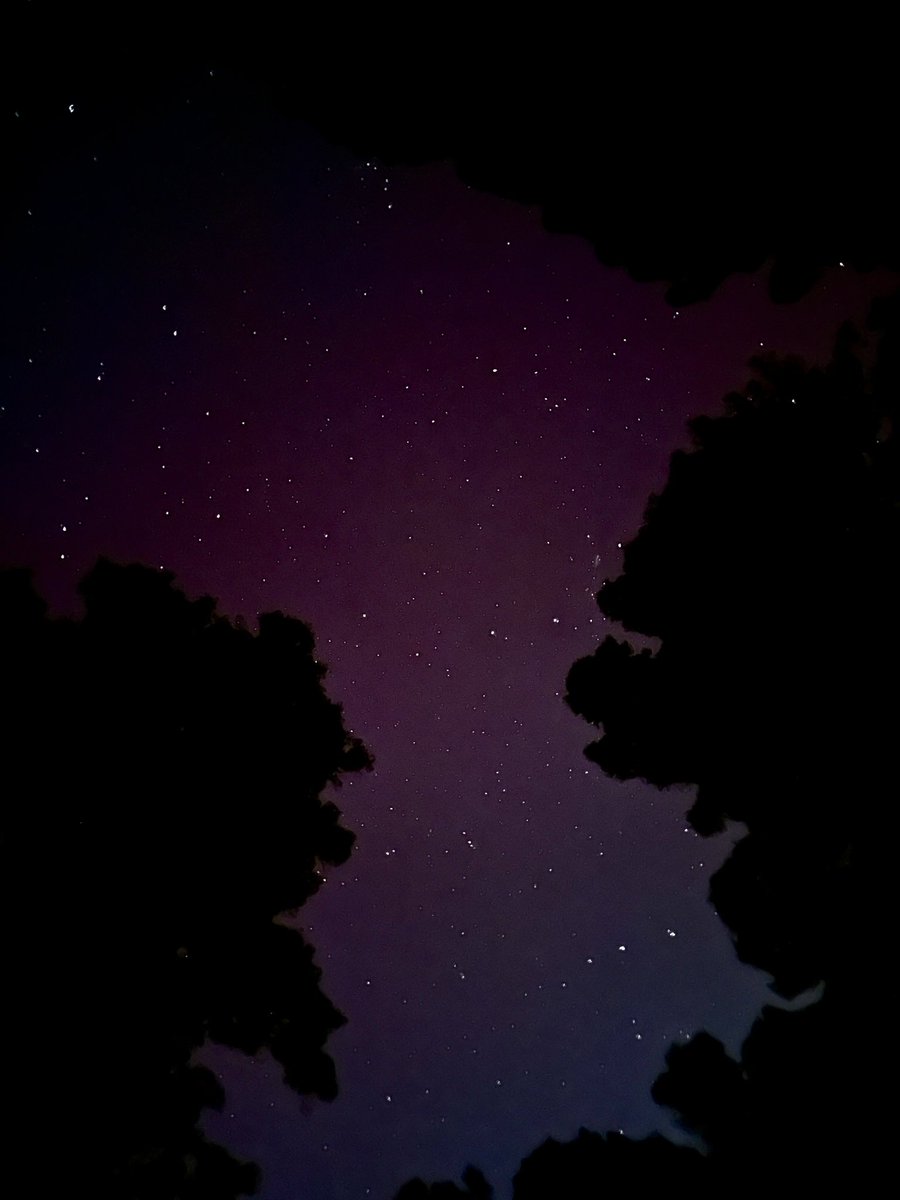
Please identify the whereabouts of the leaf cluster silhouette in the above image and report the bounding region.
[6,12,896,307]
[567,296,899,993]
[2,558,372,1198]
[398,295,899,1195]
[266,18,898,304]
[564,294,898,1191]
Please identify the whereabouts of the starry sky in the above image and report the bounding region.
[3,62,896,1200]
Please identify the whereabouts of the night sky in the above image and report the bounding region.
[3,61,896,1199]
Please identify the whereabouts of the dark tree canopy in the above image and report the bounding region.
[2,558,372,1198]
[395,1165,493,1200]
[562,293,900,1189]
[512,1129,712,1197]
[266,18,898,304]
[403,295,899,1197]
[6,10,897,307]
[567,294,899,996]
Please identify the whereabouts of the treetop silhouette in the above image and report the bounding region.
[398,293,899,1197]
[567,296,899,996]
[2,558,372,1198]
[560,294,900,1189]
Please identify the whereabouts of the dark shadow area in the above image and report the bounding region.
[396,1166,493,1200]
[264,20,898,304]
[2,559,372,1198]
[396,294,898,1194]
[513,1130,712,1196]
[567,290,897,1190]
[5,10,896,307]
[566,292,899,994]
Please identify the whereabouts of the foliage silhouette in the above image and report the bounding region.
[263,19,898,304]
[563,292,900,1189]
[2,558,372,1198]
[395,1165,493,1200]
[5,12,895,307]
[567,295,899,995]
[512,1129,712,1196]
[396,295,899,1195]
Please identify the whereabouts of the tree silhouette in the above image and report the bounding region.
[563,291,900,1189]
[395,1165,493,1200]
[398,296,899,1195]
[6,13,895,308]
[2,558,372,1198]
[263,19,898,304]
[567,294,899,995]
[513,1129,712,1197]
